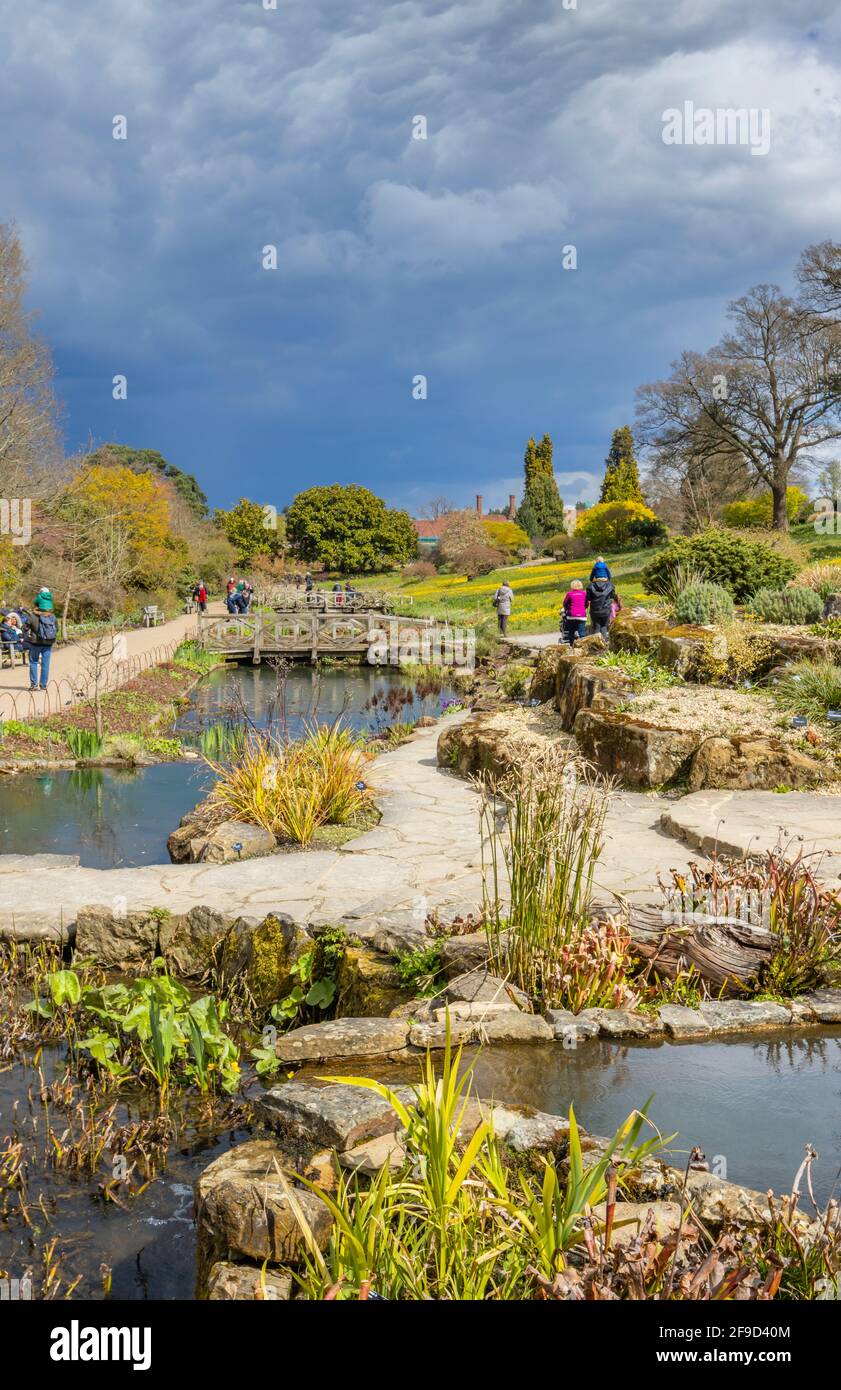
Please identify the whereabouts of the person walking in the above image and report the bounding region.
[493,580,514,635]
[586,573,621,640]
[24,587,58,690]
[197,581,208,613]
[561,579,588,645]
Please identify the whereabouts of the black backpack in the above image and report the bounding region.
[35,612,58,645]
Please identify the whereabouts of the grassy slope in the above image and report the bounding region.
[353,550,654,634]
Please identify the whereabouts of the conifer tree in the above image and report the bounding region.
[600,426,645,504]
[517,432,564,536]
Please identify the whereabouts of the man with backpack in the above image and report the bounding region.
[585,573,621,641]
[24,587,58,690]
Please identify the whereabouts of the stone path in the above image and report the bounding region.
[0,718,489,939]
[0,602,225,722]
[5,715,841,941]
[661,790,841,884]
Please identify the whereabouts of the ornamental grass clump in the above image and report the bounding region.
[774,658,841,723]
[479,754,638,1009]
[206,721,374,845]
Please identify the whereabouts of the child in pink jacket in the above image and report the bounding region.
[561,579,587,645]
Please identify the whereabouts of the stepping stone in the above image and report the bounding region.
[544,1008,601,1042]
[256,1081,410,1150]
[657,1005,711,1038]
[273,1016,410,1063]
[409,1011,552,1049]
[698,1000,791,1033]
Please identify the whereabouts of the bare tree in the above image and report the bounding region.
[797,240,841,317]
[421,495,456,520]
[638,283,841,531]
[71,631,120,739]
[0,222,64,501]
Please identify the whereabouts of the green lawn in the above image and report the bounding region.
[353,549,655,634]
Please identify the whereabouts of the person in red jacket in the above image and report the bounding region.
[197,582,208,613]
[561,579,587,645]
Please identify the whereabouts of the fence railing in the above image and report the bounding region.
[0,639,183,727]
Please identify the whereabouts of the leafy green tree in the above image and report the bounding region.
[517,433,564,537]
[85,444,209,517]
[286,485,416,572]
[214,497,286,565]
[600,426,645,504]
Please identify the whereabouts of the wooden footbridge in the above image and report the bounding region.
[198,605,435,664]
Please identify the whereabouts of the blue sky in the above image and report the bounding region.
[3,0,841,514]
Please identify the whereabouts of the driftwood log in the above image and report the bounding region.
[628,908,776,996]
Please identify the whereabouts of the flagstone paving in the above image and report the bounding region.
[3,717,840,941]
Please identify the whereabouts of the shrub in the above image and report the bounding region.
[773,659,841,721]
[545,533,592,560]
[499,663,532,698]
[575,499,660,551]
[687,625,775,686]
[673,580,734,626]
[402,560,437,582]
[596,651,680,689]
[721,487,811,529]
[458,542,506,578]
[642,528,798,602]
[749,586,823,625]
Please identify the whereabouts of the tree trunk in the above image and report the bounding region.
[771,474,789,531]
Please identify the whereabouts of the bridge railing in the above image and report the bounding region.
[253,585,411,613]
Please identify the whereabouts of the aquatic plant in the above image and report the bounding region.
[172,639,225,674]
[287,1021,665,1299]
[198,720,247,761]
[66,727,104,760]
[28,962,241,1095]
[480,755,638,1010]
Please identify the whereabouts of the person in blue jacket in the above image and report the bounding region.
[589,555,612,580]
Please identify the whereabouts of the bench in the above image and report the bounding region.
[142,605,165,628]
[0,642,24,668]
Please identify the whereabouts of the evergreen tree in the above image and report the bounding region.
[517,432,564,537]
[600,426,645,504]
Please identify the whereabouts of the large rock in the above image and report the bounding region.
[555,654,635,731]
[544,1008,601,1042]
[590,1200,684,1248]
[241,913,313,1007]
[657,1004,711,1038]
[197,820,276,864]
[688,736,824,792]
[610,612,669,656]
[195,1139,332,1263]
[573,710,699,788]
[440,931,496,978]
[74,904,161,970]
[206,1261,292,1301]
[335,946,410,1016]
[436,714,520,779]
[578,1008,664,1039]
[795,988,841,1023]
[273,1016,410,1063]
[256,1081,407,1150]
[409,1011,552,1048]
[440,970,528,1010]
[657,627,711,677]
[529,643,567,703]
